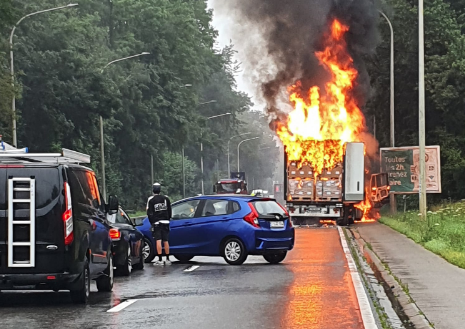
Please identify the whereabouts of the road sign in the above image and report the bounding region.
[380,146,441,194]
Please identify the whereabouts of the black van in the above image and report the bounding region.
[0,150,118,303]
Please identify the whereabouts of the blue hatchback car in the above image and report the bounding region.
[138,195,294,265]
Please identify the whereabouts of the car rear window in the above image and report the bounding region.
[252,200,287,217]
[0,167,60,210]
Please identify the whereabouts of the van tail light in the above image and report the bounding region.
[243,202,260,228]
[109,228,121,241]
[63,182,74,245]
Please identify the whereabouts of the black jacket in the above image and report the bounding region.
[146,194,172,224]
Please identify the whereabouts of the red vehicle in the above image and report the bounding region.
[213,179,248,194]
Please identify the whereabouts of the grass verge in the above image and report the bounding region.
[380,201,465,269]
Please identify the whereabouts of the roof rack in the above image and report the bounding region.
[0,148,91,164]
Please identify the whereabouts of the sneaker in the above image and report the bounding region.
[153,260,164,266]
[164,260,172,266]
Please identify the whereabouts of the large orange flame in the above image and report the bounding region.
[354,189,378,222]
[276,19,375,219]
[277,19,366,173]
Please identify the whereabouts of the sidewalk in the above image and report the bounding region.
[355,222,465,329]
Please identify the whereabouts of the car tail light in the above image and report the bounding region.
[63,182,74,245]
[109,228,121,241]
[243,202,260,228]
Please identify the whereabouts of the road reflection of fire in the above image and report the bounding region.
[281,230,364,328]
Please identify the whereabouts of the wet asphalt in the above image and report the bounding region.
[0,228,365,329]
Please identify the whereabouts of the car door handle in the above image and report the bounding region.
[184,221,192,225]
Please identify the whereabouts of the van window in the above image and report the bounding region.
[68,170,88,206]
[1,168,60,210]
[88,172,101,206]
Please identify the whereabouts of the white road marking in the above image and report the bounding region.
[338,227,378,329]
[106,299,138,313]
[184,265,200,272]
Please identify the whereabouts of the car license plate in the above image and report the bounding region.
[270,221,284,228]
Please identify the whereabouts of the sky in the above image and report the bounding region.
[206,0,264,112]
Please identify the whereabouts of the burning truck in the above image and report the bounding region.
[273,19,389,225]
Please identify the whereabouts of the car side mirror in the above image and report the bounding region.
[108,195,119,214]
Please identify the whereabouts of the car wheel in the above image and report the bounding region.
[223,238,247,265]
[263,251,287,264]
[143,238,155,263]
[96,253,114,292]
[173,254,194,263]
[119,244,132,276]
[70,260,90,304]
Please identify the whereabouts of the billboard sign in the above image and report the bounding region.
[380,146,441,194]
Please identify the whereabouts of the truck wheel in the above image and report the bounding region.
[97,254,114,292]
[263,251,287,264]
[223,238,248,265]
[336,216,349,226]
[70,260,90,304]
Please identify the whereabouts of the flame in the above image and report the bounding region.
[354,188,379,222]
[276,19,375,219]
[276,19,366,174]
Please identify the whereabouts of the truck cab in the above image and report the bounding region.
[213,179,248,194]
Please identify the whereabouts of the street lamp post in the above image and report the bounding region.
[379,11,395,147]
[418,0,427,220]
[379,10,396,214]
[200,112,231,194]
[237,137,260,171]
[227,133,251,174]
[100,52,150,200]
[9,3,79,147]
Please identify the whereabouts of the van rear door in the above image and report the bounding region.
[0,166,65,274]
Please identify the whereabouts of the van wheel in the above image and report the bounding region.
[263,251,287,264]
[70,261,90,304]
[133,244,145,270]
[223,238,247,265]
[97,253,114,292]
[143,238,155,263]
[173,254,194,263]
[119,244,132,276]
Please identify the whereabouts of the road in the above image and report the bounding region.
[0,228,367,329]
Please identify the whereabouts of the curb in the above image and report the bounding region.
[350,229,433,329]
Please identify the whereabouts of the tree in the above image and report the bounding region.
[367,0,465,202]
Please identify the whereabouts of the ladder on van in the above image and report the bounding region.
[8,177,36,267]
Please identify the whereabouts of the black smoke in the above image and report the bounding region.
[220,0,380,119]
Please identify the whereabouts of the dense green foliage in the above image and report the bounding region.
[0,0,278,208]
[368,0,465,205]
[380,201,465,268]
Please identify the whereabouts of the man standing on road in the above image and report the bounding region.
[147,183,172,265]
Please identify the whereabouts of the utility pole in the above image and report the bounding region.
[100,116,106,202]
[418,0,427,220]
[151,154,154,186]
[182,147,185,198]
[379,10,397,215]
